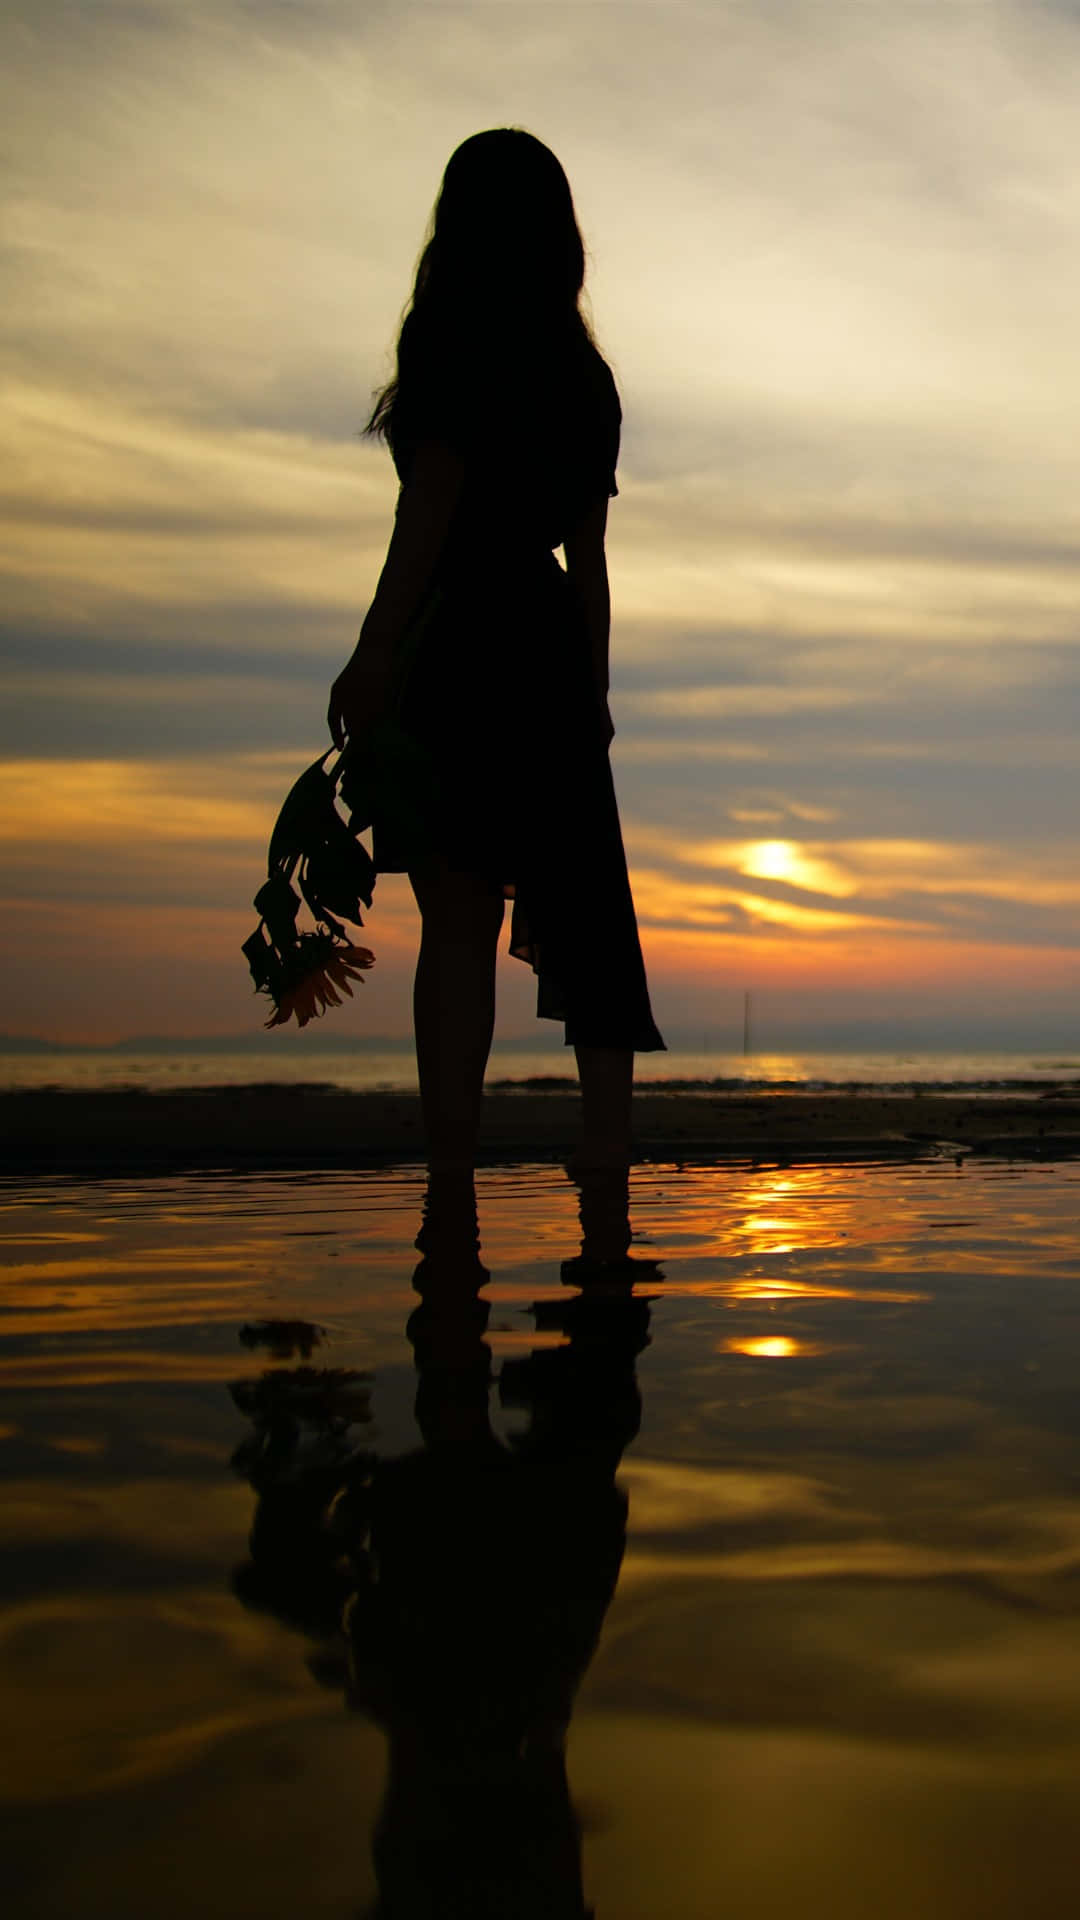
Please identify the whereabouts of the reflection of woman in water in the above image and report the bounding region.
[231,1170,657,1918]
[327,130,664,1173]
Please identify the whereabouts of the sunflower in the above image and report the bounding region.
[263,942,375,1030]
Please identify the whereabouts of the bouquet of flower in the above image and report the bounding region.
[243,718,442,1029]
[242,749,376,1029]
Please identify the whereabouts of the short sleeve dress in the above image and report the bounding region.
[378,341,665,1055]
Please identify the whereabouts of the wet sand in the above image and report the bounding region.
[3,1082,1079,1170]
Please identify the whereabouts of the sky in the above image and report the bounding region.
[2,0,1078,1051]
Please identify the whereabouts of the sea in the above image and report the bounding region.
[2,1042,1078,1096]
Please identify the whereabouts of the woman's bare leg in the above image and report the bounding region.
[574,1044,634,1169]
[409,860,505,1171]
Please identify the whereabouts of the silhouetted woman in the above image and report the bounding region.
[328,130,664,1171]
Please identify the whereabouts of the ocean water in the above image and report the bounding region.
[3,1044,1079,1094]
[3,1154,1080,1917]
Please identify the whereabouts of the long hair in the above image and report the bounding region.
[367,129,603,466]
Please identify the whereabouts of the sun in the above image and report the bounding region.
[740,840,800,883]
[735,839,856,899]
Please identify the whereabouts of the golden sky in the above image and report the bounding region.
[1,0,1078,1047]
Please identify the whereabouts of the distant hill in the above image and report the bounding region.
[0,1031,417,1055]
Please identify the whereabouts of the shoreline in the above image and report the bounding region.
[3,1084,1080,1173]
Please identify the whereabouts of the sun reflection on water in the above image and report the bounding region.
[719,1336,832,1358]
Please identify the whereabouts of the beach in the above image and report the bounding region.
[4,1082,1079,1171]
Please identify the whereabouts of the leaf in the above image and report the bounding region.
[254,873,301,953]
[241,926,274,990]
[301,847,364,923]
[336,743,377,835]
[266,754,337,872]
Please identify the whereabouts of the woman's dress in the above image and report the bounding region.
[376,350,665,1055]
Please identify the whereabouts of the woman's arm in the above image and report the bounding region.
[563,492,614,745]
[328,439,465,749]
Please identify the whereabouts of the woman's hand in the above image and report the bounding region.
[327,643,394,752]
